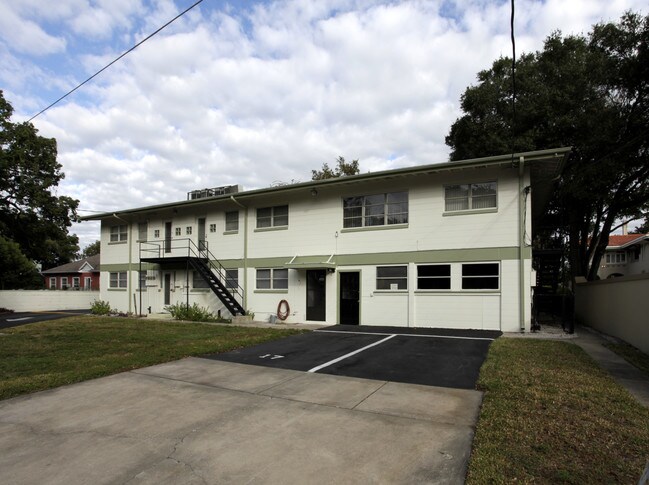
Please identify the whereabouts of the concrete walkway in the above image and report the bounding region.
[506,325,649,408]
[0,358,482,484]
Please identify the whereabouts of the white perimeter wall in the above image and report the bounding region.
[0,290,99,312]
[575,274,649,355]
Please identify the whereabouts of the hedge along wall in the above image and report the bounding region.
[575,273,649,355]
[0,290,99,312]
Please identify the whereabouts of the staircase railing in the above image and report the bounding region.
[139,238,246,311]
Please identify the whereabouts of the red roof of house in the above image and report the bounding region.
[607,234,649,248]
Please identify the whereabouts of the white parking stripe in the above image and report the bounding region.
[314,329,496,341]
[307,334,397,373]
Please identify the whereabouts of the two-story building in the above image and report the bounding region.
[82,147,570,332]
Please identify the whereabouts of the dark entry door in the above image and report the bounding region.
[306,270,326,321]
[164,222,172,253]
[164,273,171,305]
[197,217,206,251]
[339,271,360,325]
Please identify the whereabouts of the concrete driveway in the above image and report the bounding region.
[0,357,483,484]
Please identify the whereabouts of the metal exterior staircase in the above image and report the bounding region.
[139,238,245,317]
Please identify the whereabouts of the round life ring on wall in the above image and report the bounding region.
[277,299,290,321]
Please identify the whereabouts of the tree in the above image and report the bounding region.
[81,240,101,258]
[311,156,360,180]
[446,12,649,281]
[0,236,43,290]
[0,90,79,270]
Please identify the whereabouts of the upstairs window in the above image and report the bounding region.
[445,182,497,212]
[175,227,181,236]
[343,192,408,228]
[225,211,239,231]
[138,222,148,242]
[209,223,217,233]
[110,225,128,242]
[257,205,288,228]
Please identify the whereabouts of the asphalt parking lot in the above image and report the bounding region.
[0,310,90,330]
[205,325,501,389]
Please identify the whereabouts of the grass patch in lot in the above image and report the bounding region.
[0,316,303,401]
[604,341,649,377]
[467,339,649,484]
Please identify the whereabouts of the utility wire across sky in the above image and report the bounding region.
[28,0,204,122]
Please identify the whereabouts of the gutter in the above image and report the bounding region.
[518,158,526,333]
[230,195,248,310]
[113,213,133,314]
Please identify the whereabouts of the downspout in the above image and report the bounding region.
[230,195,248,310]
[113,213,133,314]
[518,157,526,333]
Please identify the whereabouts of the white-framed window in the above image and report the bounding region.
[175,227,181,236]
[256,205,288,228]
[109,272,128,289]
[72,277,80,289]
[445,182,497,212]
[192,271,209,289]
[154,229,160,239]
[461,263,499,290]
[110,225,128,242]
[61,277,69,289]
[209,223,217,233]
[605,252,626,264]
[225,269,238,289]
[49,277,57,289]
[138,222,148,241]
[417,264,451,290]
[225,211,239,231]
[376,266,407,290]
[343,192,408,228]
[256,268,288,289]
[186,226,193,235]
[84,277,92,290]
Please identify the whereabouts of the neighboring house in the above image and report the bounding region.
[597,232,649,279]
[81,147,570,332]
[41,255,101,290]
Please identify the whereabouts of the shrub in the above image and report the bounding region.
[165,303,214,322]
[90,300,112,315]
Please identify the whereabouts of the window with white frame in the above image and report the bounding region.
[84,277,92,290]
[109,272,127,289]
[256,268,288,289]
[72,277,80,289]
[154,229,160,239]
[256,206,288,228]
[461,263,499,290]
[175,227,181,236]
[343,192,408,228]
[138,271,147,290]
[110,225,128,242]
[61,277,69,289]
[225,269,238,289]
[445,182,497,212]
[138,222,148,241]
[186,226,192,235]
[376,266,408,290]
[49,277,57,289]
[417,264,451,290]
[192,271,209,289]
[209,223,217,233]
[605,252,626,264]
[225,211,239,231]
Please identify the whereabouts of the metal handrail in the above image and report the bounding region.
[138,238,245,307]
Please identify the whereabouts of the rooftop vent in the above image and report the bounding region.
[187,185,241,200]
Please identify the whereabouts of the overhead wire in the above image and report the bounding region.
[28,0,204,122]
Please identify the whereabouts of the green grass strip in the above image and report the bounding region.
[604,342,649,377]
[467,339,649,484]
[0,316,303,401]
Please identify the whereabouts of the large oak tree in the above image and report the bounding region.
[446,12,649,281]
[0,91,79,280]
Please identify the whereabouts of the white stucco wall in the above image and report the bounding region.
[0,290,99,312]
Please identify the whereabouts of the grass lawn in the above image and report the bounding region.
[604,341,649,377]
[467,339,649,484]
[0,316,303,401]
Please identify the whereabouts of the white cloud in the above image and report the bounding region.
[6,0,646,249]
[0,3,66,55]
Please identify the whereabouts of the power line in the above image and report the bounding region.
[28,0,204,122]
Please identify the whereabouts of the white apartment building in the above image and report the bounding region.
[82,147,570,332]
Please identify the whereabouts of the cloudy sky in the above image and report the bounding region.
[1,0,645,249]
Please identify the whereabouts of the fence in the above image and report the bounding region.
[575,274,649,355]
[0,290,99,312]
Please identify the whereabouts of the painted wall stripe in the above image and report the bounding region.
[308,334,397,373]
[315,329,496,341]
